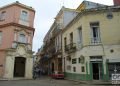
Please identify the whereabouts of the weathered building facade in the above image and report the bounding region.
[37,0,120,81]
[38,7,78,75]
[62,3,120,81]
[0,2,35,79]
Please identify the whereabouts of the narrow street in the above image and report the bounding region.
[0,77,113,86]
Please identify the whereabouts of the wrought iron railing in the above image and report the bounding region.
[91,37,101,44]
[64,43,76,53]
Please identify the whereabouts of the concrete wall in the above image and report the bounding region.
[4,44,33,79]
[0,26,33,50]
[0,3,35,79]
[62,10,120,80]
[0,5,35,27]
[62,11,120,49]
[63,11,78,28]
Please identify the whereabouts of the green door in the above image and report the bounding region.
[91,62,103,80]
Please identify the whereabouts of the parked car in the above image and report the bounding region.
[51,71,64,79]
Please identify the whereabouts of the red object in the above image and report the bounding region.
[113,0,120,5]
[51,72,64,79]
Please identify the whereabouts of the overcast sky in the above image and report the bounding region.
[0,0,113,52]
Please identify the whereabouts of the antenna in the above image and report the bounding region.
[62,0,65,6]
[60,0,64,8]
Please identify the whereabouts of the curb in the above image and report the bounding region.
[65,78,112,85]
[0,78,33,81]
[64,78,88,84]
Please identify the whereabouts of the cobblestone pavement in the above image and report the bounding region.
[0,77,114,86]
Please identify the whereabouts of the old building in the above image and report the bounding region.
[0,2,35,79]
[62,1,120,81]
[38,6,78,75]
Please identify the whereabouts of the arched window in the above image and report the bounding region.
[18,34,26,43]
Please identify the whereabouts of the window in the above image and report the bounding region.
[20,10,28,21]
[90,22,101,44]
[72,58,76,64]
[81,66,85,72]
[78,58,81,63]
[0,11,6,21]
[64,37,67,51]
[0,32,2,45]
[73,67,76,72]
[78,27,82,43]
[70,32,73,44]
[18,34,26,43]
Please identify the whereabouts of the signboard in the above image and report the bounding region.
[112,74,120,84]
[112,74,120,80]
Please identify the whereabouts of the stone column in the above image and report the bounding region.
[25,58,33,79]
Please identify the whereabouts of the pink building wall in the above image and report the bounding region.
[0,5,35,28]
[0,3,35,78]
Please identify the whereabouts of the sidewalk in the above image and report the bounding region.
[0,78,33,81]
[65,78,112,85]
[0,76,113,85]
[0,78,8,81]
[0,76,50,81]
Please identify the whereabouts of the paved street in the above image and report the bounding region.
[0,77,114,86]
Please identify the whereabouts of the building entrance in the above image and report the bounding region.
[14,57,26,77]
[90,56,103,80]
[92,63,103,80]
[51,63,54,73]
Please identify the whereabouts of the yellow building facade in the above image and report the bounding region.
[62,6,120,80]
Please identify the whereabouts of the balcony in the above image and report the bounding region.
[52,28,61,37]
[64,43,76,53]
[91,37,101,45]
[52,24,62,37]
[48,46,56,58]
[55,46,62,55]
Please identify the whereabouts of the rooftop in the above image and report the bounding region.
[0,1,35,12]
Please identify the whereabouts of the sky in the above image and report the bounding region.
[0,0,113,53]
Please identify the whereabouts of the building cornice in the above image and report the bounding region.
[0,1,35,12]
[62,6,120,33]
[0,23,35,31]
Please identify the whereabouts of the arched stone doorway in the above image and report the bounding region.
[14,57,26,77]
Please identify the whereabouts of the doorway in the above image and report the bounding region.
[14,57,26,77]
[51,63,54,73]
[92,63,103,80]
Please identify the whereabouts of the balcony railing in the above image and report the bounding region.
[48,47,56,58]
[55,45,62,54]
[91,37,101,45]
[52,28,61,37]
[64,43,76,53]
